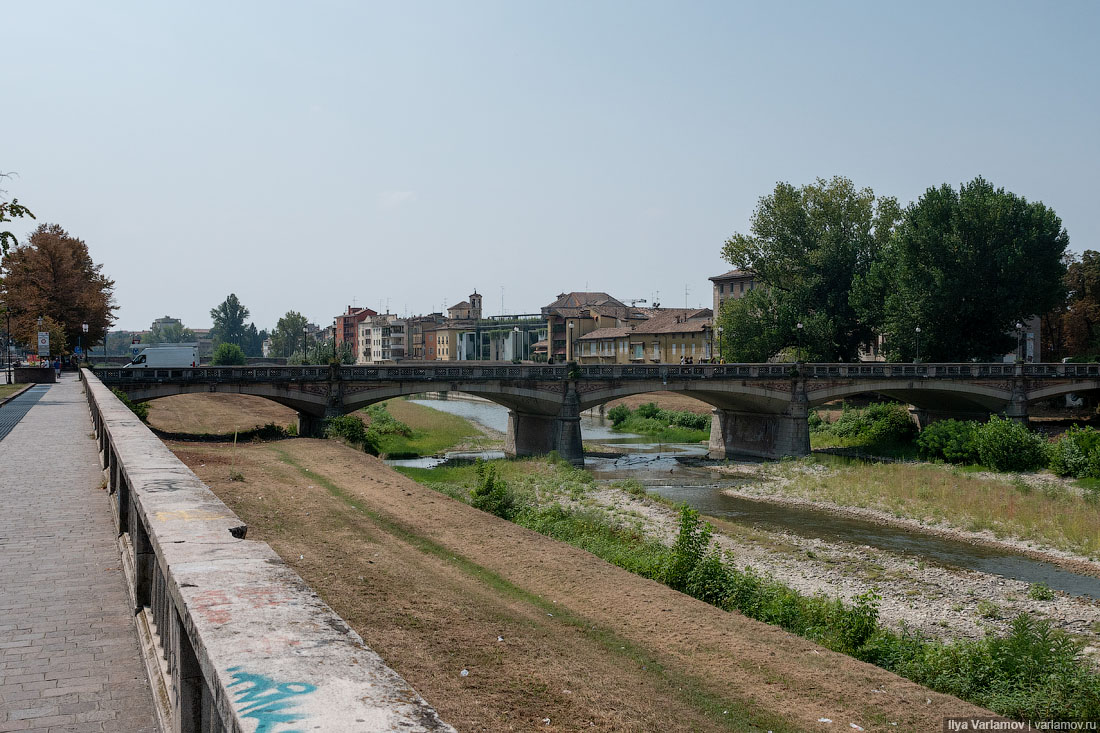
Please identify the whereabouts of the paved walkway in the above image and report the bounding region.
[0,375,157,732]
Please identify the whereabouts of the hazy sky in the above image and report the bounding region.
[4,1,1097,331]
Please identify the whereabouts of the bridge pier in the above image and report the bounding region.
[1005,382,1030,426]
[503,386,584,466]
[297,412,328,438]
[708,403,811,460]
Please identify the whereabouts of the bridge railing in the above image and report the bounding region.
[80,369,454,733]
[92,361,1100,386]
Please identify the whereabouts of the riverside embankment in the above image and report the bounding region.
[407,396,1100,653]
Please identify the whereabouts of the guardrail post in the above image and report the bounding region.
[174,608,205,733]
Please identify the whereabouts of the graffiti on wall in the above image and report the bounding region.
[226,667,317,733]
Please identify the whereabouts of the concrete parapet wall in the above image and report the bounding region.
[79,369,454,733]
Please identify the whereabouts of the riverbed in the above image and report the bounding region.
[389,395,1100,645]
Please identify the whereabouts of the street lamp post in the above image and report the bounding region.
[513,326,521,362]
[796,322,803,362]
[1016,322,1025,362]
[37,317,43,364]
[717,326,724,362]
[5,307,11,384]
[80,323,88,365]
[915,326,922,363]
[332,318,338,362]
[567,322,574,362]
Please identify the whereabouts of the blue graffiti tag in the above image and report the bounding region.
[225,666,317,733]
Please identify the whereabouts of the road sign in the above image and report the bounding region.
[37,332,49,357]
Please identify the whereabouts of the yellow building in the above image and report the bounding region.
[574,308,713,364]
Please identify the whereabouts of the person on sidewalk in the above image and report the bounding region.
[53,357,61,379]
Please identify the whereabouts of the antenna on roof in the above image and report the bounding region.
[684,284,690,308]
[627,298,648,307]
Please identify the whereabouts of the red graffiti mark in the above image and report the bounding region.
[192,589,232,625]
[255,634,303,655]
[239,587,285,609]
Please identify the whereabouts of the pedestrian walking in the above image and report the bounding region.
[53,357,61,379]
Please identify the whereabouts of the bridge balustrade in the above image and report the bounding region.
[79,370,453,733]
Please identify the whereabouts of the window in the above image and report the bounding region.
[739,282,745,294]
[631,343,644,360]
[672,344,677,355]
[652,343,659,359]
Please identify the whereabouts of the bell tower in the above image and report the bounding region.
[469,291,482,320]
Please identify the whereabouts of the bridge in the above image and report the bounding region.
[94,362,1100,464]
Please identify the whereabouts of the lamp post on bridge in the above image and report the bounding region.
[5,306,11,384]
[1016,322,1024,362]
[915,326,921,363]
[717,325,723,362]
[79,323,88,365]
[796,322,803,363]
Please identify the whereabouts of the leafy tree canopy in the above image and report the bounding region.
[144,321,196,344]
[210,293,250,347]
[854,177,1068,361]
[720,176,899,361]
[270,311,308,357]
[0,223,115,353]
[209,294,265,356]
[211,342,247,365]
[1052,250,1100,358]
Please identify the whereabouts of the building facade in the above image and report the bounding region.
[574,308,713,364]
[541,292,644,362]
[357,314,408,364]
[335,306,378,362]
[708,269,756,315]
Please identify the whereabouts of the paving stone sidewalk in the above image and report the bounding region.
[0,375,157,732]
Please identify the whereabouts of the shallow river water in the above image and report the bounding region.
[388,396,1100,600]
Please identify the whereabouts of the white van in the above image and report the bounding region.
[123,345,199,369]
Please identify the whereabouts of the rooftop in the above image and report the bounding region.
[708,269,755,282]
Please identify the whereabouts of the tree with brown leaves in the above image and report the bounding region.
[0,223,116,356]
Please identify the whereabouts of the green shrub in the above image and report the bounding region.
[975,416,1047,472]
[324,415,379,454]
[111,388,148,422]
[916,419,980,463]
[862,402,917,444]
[1028,583,1055,601]
[662,506,713,592]
[635,402,661,420]
[808,410,825,431]
[818,402,915,445]
[470,461,520,520]
[211,342,247,365]
[363,403,413,438]
[669,411,709,431]
[1049,426,1100,478]
[607,404,631,426]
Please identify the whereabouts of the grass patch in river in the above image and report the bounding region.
[780,459,1100,557]
[363,398,489,458]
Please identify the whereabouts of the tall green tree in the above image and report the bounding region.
[210,293,250,348]
[720,176,899,361]
[855,177,1068,361]
[270,311,309,357]
[144,321,196,344]
[0,223,115,353]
